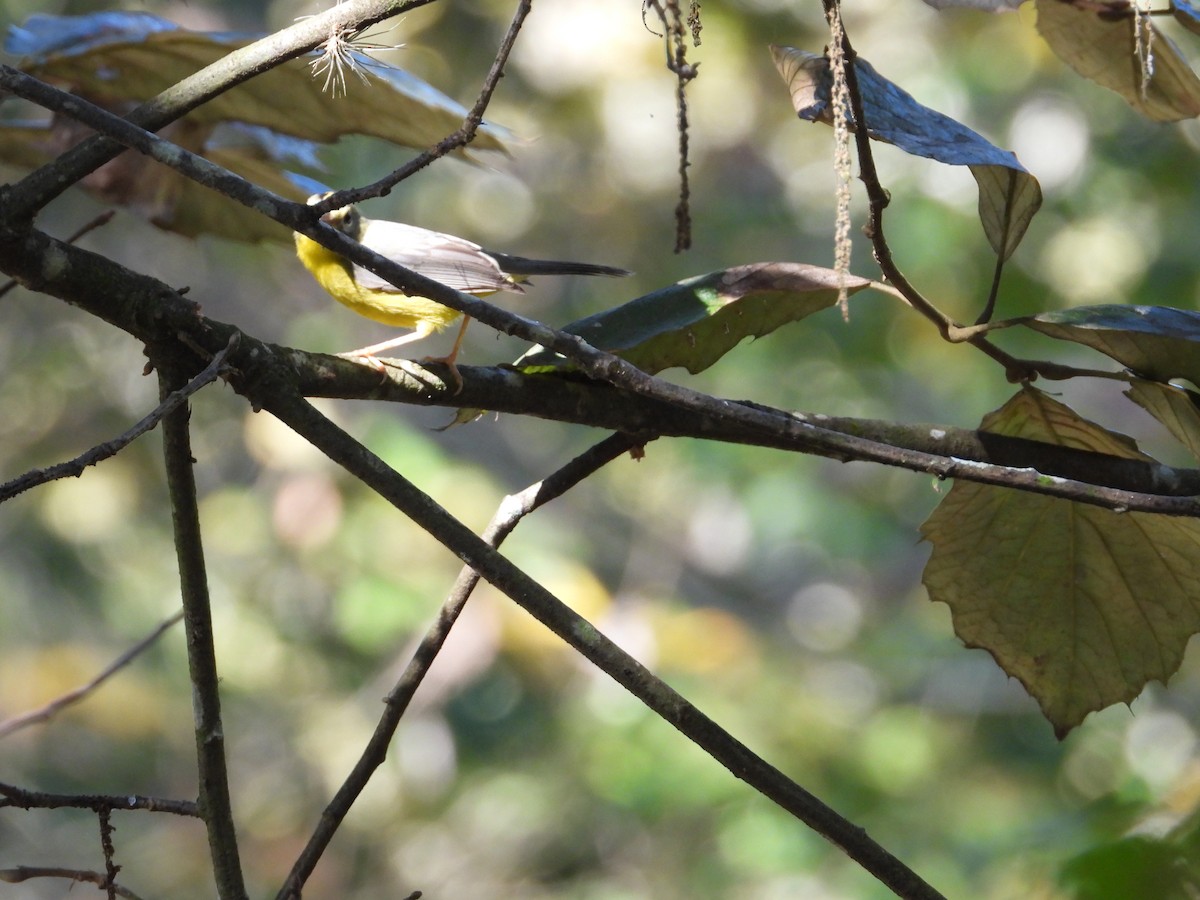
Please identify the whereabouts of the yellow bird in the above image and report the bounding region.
[294,193,629,380]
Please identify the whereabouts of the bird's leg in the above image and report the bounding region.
[338,329,431,379]
[419,317,471,394]
[344,330,429,358]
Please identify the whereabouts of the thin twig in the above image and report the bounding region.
[277,432,643,899]
[0,610,184,739]
[0,335,237,504]
[157,359,246,900]
[99,807,120,900]
[316,0,534,209]
[822,1,1035,381]
[0,782,199,816]
[264,392,945,900]
[0,866,145,899]
[643,0,699,251]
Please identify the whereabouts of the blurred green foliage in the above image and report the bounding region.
[4,0,1200,898]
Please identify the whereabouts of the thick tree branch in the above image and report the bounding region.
[0,221,1196,514]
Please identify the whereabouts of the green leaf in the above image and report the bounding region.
[1035,0,1200,122]
[1126,380,1200,462]
[771,45,1042,261]
[1023,305,1200,387]
[1061,836,1197,900]
[517,263,871,376]
[920,387,1200,738]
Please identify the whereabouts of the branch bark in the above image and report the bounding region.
[158,360,246,900]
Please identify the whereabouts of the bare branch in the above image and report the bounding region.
[263,392,945,900]
[0,336,237,504]
[278,432,642,898]
[157,360,246,900]
[0,782,199,817]
[0,209,114,300]
[0,865,145,899]
[0,611,184,739]
[320,0,535,208]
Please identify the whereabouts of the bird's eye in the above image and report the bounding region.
[341,208,359,234]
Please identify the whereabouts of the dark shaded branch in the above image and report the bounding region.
[0,611,184,739]
[262,391,944,900]
[277,432,642,899]
[0,216,1198,514]
[0,209,113,300]
[99,808,119,900]
[157,360,246,900]
[0,782,199,817]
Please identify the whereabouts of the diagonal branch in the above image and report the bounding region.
[0,610,184,739]
[277,432,643,899]
[263,391,945,900]
[3,0,435,218]
[320,0,534,208]
[822,0,1038,381]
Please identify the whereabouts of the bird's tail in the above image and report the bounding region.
[486,251,631,279]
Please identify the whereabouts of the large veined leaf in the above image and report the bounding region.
[1126,380,1200,461]
[1023,305,1200,387]
[517,263,871,376]
[0,12,510,241]
[921,387,1200,737]
[1035,0,1200,122]
[5,12,510,150]
[771,45,1042,261]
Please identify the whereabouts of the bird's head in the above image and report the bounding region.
[305,192,363,240]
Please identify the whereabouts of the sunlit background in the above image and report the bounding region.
[3,0,1200,897]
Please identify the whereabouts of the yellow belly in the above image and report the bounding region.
[294,233,462,334]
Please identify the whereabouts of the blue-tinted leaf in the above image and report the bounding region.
[4,12,510,150]
[518,262,871,376]
[1177,0,1200,36]
[771,45,1042,261]
[1023,305,1200,387]
[0,11,512,241]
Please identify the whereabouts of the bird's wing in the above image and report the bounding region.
[352,220,518,295]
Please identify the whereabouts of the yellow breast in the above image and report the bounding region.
[293,233,462,334]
